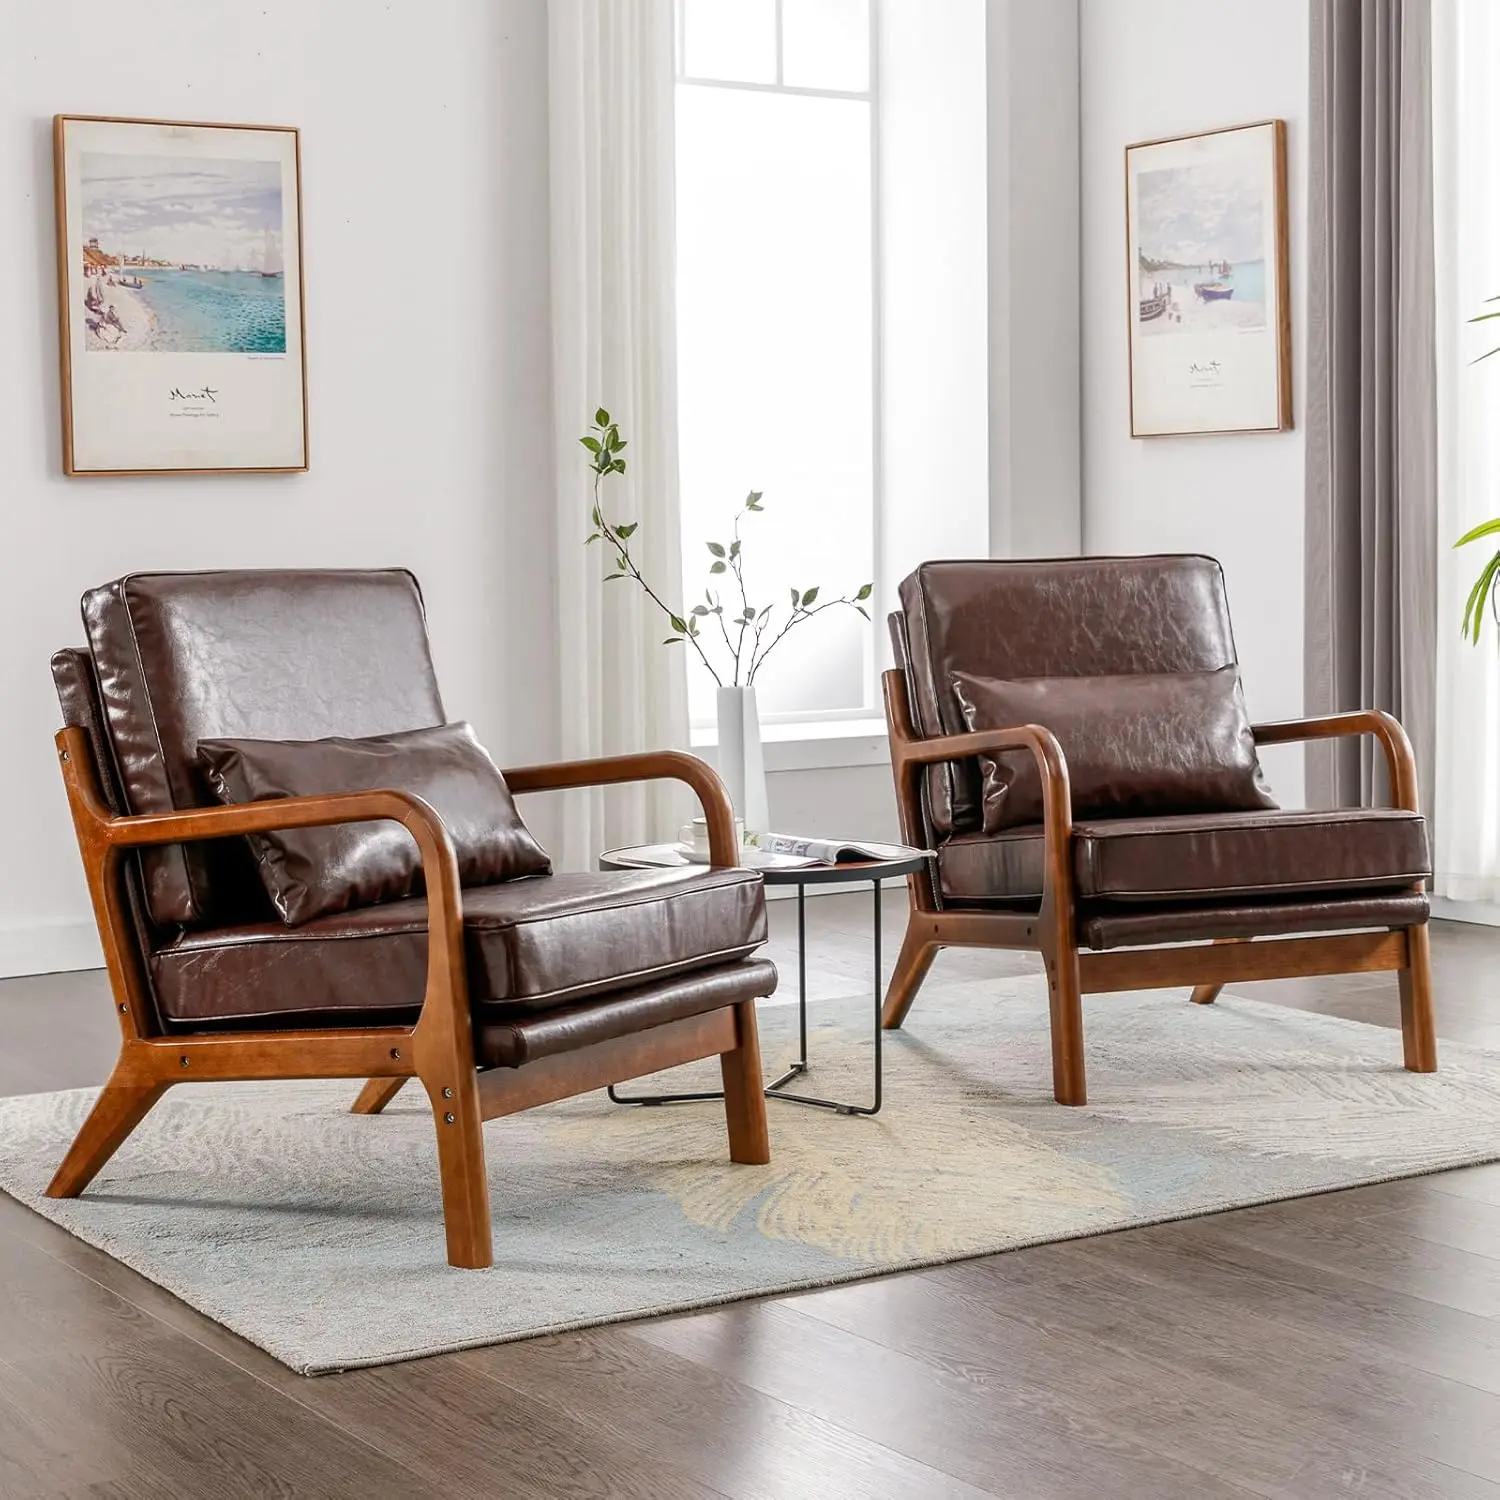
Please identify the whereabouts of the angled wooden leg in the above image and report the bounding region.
[881,921,939,1031]
[351,1077,408,1115]
[1046,947,1087,1106]
[1398,921,1438,1073]
[720,1000,771,1165]
[1190,937,1244,1004]
[423,1074,492,1269]
[46,1063,169,1198]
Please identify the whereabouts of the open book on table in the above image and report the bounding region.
[737,833,919,869]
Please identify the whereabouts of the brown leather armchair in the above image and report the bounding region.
[48,569,774,1268]
[882,556,1436,1105]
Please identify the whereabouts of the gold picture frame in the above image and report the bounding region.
[1124,119,1292,438]
[54,114,309,476]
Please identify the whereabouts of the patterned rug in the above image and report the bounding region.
[1,976,1497,1375]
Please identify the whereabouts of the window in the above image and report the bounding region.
[675,0,878,726]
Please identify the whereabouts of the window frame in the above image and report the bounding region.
[674,0,885,731]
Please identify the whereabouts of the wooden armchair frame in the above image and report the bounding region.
[48,727,769,1269]
[880,668,1437,1107]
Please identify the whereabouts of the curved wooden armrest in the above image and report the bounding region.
[501,749,739,867]
[1252,711,1418,812]
[882,668,1073,842]
[54,725,469,1052]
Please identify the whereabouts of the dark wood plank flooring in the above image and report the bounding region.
[0,897,1497,1498]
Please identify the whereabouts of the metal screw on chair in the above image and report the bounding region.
[118,1003,128,1014]
[442,1087,453,1099]
[179,1056,190,1068]
[390,1048,401,1060]
[444,1112,455,1125]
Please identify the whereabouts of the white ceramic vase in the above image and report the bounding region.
[715,684,770,837]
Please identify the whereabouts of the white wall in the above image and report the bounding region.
[879,0,990,604]
[1079,0,1310,806]
[0,0,558,974]
[989,0,1083,558]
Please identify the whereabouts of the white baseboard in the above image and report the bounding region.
[0,922,103,980]
[1431,896,1500,928]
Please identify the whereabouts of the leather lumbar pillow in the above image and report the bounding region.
[198,722,551,925]
[950,667,1277,834]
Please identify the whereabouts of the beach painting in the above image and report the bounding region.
[55,116,307,475]
[79,153,287,355]
[1125,121,1290,437]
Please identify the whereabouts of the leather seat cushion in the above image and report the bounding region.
[1078,892,1430,949]
[936,807,1431,906]
[476,958,778,1068]
[150,867,768,1026]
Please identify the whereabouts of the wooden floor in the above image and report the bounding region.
[1,898,1499,1498]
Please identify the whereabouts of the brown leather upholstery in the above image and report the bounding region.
[476,959,777,1068]
[83,570,447,928]
[1077,893,1430,950]
[951,665,1275,832]
[150,866,768,1026]
[199,722,551,924]
[898,556,1239,835]
[936,808,1430,907]
[53,648,128,818]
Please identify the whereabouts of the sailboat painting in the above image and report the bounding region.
[1124,120,1291,437]
[55,115,307,475]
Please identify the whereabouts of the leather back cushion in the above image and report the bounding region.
[952,666,1277,833]
[199,722,552,926]
[83,570,447,927]
[897,556,1238,834]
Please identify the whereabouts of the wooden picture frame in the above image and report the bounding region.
[54,114,308,476]
[1124,119,1291,438]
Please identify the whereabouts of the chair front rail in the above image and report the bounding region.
[502,749,739,867]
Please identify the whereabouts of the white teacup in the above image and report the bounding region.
[677,816,745,859]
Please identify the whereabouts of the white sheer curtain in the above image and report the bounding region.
[1432,0,1500,903]
[549,0,690,870]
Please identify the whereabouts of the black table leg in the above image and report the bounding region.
[610,877,884,1115]
[765,878,883,1116]
[765,882,809,1091]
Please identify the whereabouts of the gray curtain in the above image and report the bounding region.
[1305,0,1438,816]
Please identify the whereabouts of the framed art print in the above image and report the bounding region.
[54,114,308,475]
[1125,119,1291,438]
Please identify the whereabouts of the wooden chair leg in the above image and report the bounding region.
[1046,948,1087,1106]
[1189,937,1243,1004]
[1398,921,1438,1073]
[351,1077,408,1115]
[720,1000,771,1165]
[46,1066,169,1198]
[881,922,939,1031]
[423,1076,493,1269]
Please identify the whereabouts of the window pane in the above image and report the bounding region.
[681,0,778,84]
[781,0,870,92]
[676,85,874,721]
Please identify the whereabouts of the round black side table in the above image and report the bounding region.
[598,844,932,1116]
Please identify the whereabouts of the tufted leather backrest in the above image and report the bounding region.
[894,556,1239,835]
[79,569,447,928]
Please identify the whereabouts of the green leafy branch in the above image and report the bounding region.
[1456,299,1500,645]
[1458,516,1500,645]
[582,408,723,686]
[580,410,872,687]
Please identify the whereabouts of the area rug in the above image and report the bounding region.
[2,977,1499,1375]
